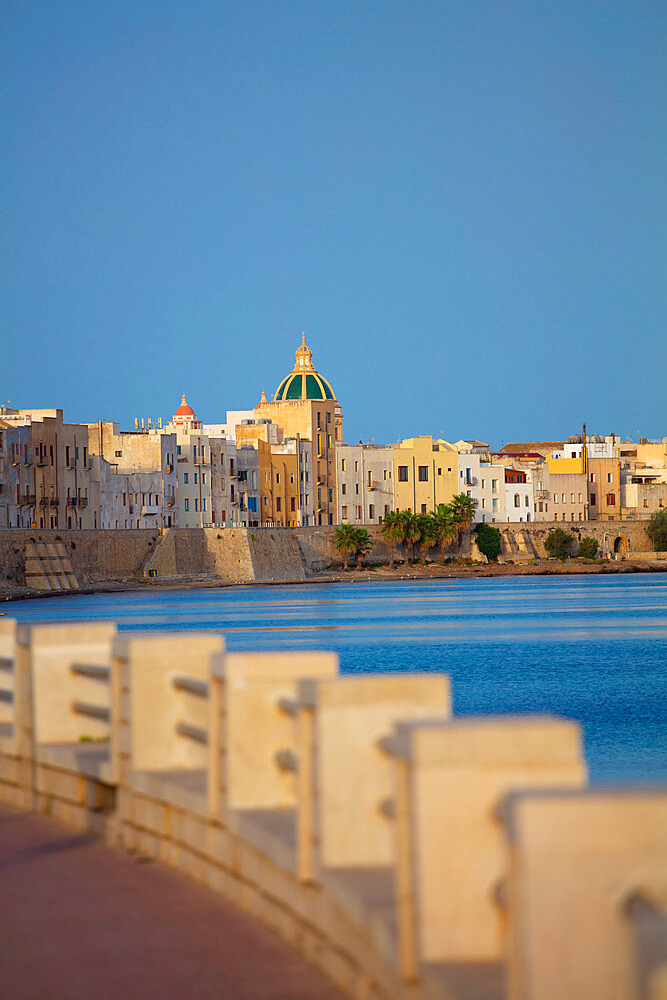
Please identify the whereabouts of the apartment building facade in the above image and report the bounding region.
[336,444,394,525]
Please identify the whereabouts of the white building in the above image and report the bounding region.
[336,444,394,525]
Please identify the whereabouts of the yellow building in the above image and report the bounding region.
[254,335,341,526]
[393,437,458,514]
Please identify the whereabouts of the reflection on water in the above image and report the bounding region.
[7,574,667,785]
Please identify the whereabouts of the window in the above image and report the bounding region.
[607,493,616,506]
[194,473,198,484]
[184,473,189,484]
[290,474,294,485]
[355,484,359,494]
[578,493,583,502]
[341,483,347,495]
[368,471,372,487]
[492,499,498,511]
[383,469,387,480]
[115,450,122,458]
[562,494,566,503]
[263,496,269,506]
[194,499,199,512]
[398,465,409,482]
[418,466,428,482]
[384,505,389,514]
[482,498,486,509]
[248,497,257,513]
[590,472,596,482]
[492,479,498,493]
[525,496,529,506]
[354,461,359,472]
[276,497,281,512]
[328,489,333,503]
[369,504,375,519]
[554,512,558,521]
[342,505,348,519]
[421,503,427,514]
[291,497,296,512]
[590,493,596,505]
[437,468,442,475]
[184,499,189,511]
[202,473,207,484]
[538,502,543,512]
[514,494,520,507]
[570,493,575,503]
[356,506,362,519]
[607,472,613,483]
[202,499,207,512]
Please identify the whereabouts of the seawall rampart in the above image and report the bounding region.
[0,619,663,1000]
[0,520,657,594]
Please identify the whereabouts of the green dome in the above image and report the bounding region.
[273,335,336,402]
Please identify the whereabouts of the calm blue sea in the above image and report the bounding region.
[6,574,667,786]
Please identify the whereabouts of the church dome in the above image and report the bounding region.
[274,335,336,402]
[174,393,195,417]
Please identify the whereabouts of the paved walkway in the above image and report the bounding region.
[0,805,343,999]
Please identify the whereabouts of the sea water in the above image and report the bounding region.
[7,573,667,785]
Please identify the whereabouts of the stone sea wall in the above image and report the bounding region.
[0,519,656,594]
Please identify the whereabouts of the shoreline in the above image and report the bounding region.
[2,557,666,603]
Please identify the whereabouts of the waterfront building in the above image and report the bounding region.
[164,397,212,528]
[393,436,458,514]
[87,421,178,529]
[336,444,394,525]
[477,460,509,523]
[1,408,98,530]
[502,466,535,522]
[0,421,33,528]
[456,448,484,522]
[253,335,341,526]
[207,436,236,527]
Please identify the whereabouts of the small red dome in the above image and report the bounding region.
[174,393,195,417]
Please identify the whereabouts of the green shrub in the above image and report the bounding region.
[578,537,598,559]
[544,528,575,561]
[647,509,667,551]
[474,523,501,561]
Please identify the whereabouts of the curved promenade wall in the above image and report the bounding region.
[0,619,663,1000]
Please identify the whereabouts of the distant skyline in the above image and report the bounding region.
[3,2,665,448]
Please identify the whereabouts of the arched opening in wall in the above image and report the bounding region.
[613,536,627,557]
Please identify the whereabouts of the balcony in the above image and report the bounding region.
[367,480,379,491]
[35,457,50,466]
[167,498,175,507]
[141,505,161,516]
[79,497,89,508]
[165,464,173,474]
[465,476,479,487]
[49,497,60,506]
[535,490,550,500]
[19,494,36,506]
[39,497,50,507]
[66,497,77,507]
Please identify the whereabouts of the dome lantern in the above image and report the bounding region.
[273,334,336,402]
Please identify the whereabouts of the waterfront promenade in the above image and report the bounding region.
[0,803,341,1000]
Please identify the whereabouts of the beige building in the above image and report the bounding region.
[336,444,393,525]
[1,407,99,529]
[163,397,211,528]
[87,421,177,528]
[393,436,458,514]
[253,336,341,526]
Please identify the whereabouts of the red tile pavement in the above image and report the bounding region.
[0,805,344,1000]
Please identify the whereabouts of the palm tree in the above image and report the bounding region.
[334,523,358,569]
[381,510,404,566]
[433,503,457,560]
[449,493,478,552]
[353,528,374,570]
[399,509,421,562]
[416,513,437,563]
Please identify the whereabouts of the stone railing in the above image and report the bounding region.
[0,616,664,1000]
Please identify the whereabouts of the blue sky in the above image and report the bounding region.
[2,1,665,447]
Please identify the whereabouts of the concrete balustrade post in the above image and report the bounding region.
[0,617,17,731]
[111,632,225,827]
[502,788,667,1000]
[20,622,116,746]
[385,716,587,982]
[209,651,338,826]
[296,674,451,883]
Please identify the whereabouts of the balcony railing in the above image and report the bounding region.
[49,497,60,506]
[368,480,379,491]
[535,490,550,500]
